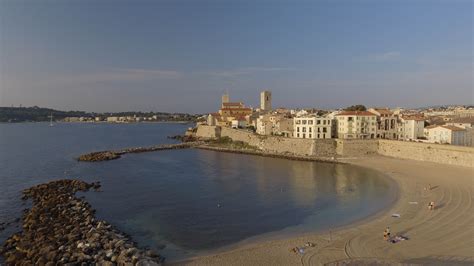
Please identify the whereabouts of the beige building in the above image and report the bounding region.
[207,93,253,127]
[398,115,425,140]
[425,125,469,146]
[294,116,332,139]
[335,111,377,139]
[368,108,398,139]
[256,114,294,137]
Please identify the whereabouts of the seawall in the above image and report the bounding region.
[196,125,474,168]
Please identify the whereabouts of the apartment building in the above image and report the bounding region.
[335,111,377,139]
[294,116,332,139]
[368,108,398,139]
[398,115,425,140]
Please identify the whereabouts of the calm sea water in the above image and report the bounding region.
[0,122,395,261]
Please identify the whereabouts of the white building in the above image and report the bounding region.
[106,116,119,123]
[231,118,247,129]
[256,115,272,135]
[294,116,332,139]
[335,111,377,139]
[398,116,425,140]
[425,125,469,146]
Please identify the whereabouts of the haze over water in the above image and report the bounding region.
[0,123,394,261]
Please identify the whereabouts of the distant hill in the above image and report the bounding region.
[0,106,91,122]
[0,106,199,122]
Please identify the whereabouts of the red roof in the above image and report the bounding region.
[222,102,243,106]
[220,108,252,111]
[336,111,377,116]
[403,116,425,121]
[370,108,393,115]
[441,125,465,131]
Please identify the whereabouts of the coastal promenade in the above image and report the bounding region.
[178,156,474,265]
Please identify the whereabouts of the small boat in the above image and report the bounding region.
[49,113,54,127]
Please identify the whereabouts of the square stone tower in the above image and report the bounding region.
[221,93,230,106]
[260,90,272,111]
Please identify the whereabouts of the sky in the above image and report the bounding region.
[0,0,472,113]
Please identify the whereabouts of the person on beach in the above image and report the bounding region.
[384,227,391,240]
[427,201,435,210]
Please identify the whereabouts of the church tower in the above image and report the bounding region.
[260,90,272,111]
[222,92,230,106]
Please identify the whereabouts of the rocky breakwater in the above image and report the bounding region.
[78,151,121,162]
[0,179,163,265]
[78,142,202,162]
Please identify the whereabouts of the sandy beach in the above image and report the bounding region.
[176,156,474,265]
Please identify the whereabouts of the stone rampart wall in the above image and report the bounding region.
[378,140,474,167]
[195,125,474,167]
[335,139,379,156]
[220,126,336,157]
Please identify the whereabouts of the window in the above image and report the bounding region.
[323,128,327,133]
[302,120,307,125]
[323,120,326,125]
[309,120,313,125]
[317,134,320,138]
[296,120,301,125]
[302,127,306,132]
[348,117,353,121]
[303,133,306,138]
[297,127,300,132]
[309,134,312,138]
[317,128,320,133]
[317,120,321,125]
[309,127,312,132]
[297,133,300,138]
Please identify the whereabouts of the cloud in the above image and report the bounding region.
[369,51,401,61]
[207,66,295,77]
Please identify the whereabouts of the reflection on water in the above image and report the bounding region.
[0,123,394,262]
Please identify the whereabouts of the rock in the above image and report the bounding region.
[105,249,113,258]
[1,179,163,265]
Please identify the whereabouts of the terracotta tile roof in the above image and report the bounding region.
[336,111,377,116]
[449,117,474,124]
[220,108,252,111]
[402,115,425,121]
[222,102,243,106]
[370,108,393,115]
[441,125,465,131]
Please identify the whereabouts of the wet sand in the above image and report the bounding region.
[177,156,474,265]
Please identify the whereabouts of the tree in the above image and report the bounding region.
[344,105,367,111]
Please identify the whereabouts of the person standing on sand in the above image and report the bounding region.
[384,227,391,240]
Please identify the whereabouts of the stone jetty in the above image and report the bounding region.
[0,179,163,265]
[78,142,202,162]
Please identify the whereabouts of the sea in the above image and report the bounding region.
[0,122,395,261]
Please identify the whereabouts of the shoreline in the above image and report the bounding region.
[175,155,474,265]
[172,164,400,264]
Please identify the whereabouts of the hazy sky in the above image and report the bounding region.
[0,0,472,113]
